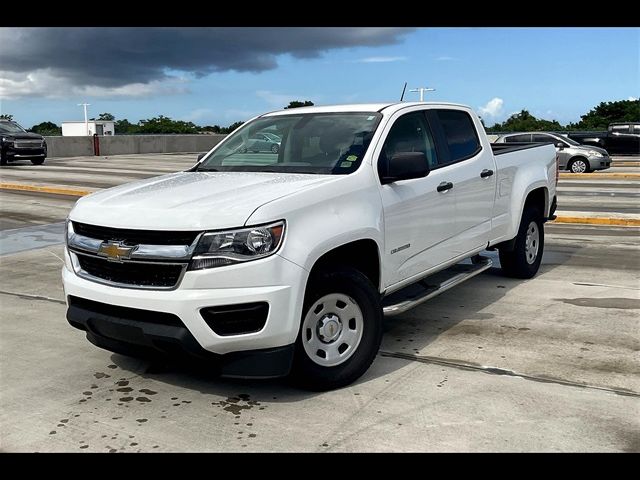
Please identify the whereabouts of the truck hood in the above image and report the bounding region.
[70,171,336,230]
[3,131,44,140]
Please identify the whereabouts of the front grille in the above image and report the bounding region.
[77,254,184,288]
[72,221,199,246]
[68,296,183,327]
[15,140,43,148]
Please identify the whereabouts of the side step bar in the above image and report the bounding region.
[382,256,493,317]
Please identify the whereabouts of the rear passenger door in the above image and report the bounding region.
[426,109,496,256]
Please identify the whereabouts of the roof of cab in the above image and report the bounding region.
[261,101,471,117]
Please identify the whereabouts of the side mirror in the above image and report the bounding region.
[381,151,430,185]
[197,152,206,161]
[555,143,565,149]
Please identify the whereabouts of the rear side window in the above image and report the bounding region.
[612,125,629,133]
[505,134,532,143]
[633,125,640,134]
[434,110,481,161]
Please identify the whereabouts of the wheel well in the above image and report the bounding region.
[524,187,548,217]
[309,239,380,291]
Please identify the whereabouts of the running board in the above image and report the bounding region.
[382,256,493,317]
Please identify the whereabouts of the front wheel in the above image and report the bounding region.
[0,150,7,166]
[499,205,544,279]
[30,157,45,165]
[569,158,589,173]
[291,267,382,391]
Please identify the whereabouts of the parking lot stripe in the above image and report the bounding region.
[560,173,640,179]
[552,216,640,227]
[0,183,93,197]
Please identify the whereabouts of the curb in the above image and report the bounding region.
[0,183,93,197]
[552,216,640,227]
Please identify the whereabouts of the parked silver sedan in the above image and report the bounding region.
[494,132,611,173]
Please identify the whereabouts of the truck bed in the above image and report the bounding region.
[490,142,551,155]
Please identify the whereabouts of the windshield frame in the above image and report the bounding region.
[195,111,383,175]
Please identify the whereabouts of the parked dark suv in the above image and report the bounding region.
[0,120,47,166]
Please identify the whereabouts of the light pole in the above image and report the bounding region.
[78,103,91,136]
[409,87,436,101]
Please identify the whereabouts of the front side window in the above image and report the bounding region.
[532,134,556,143]
[378,112,438,178]
[197,112,382,175]
[434,110,481,161]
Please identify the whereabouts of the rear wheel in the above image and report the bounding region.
[499,205,544,279]
[291,267,382,391]
[568,157,589,173]
[271,144,279,154]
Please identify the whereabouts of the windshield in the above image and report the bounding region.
[555,134,580,146]
[197,112,383,175]
[0,121,27,134]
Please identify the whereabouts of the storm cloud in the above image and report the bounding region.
[0,27,414,98]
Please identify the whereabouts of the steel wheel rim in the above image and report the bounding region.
[525,221,540,264]
[571,160,587,173]
[302,293,364,367]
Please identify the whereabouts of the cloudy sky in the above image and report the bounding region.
[1,27,638,127]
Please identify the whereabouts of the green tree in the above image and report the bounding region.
[114,119,139,135]
[284,100,314,109]
[29,121,62,136]
[222,121,244,134]
[566,99,640,130]
[91,112,115,121]
[136,115,199,134]
[0,114,13,120]
[487,110,563,133]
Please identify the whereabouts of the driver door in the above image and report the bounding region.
[378,110,456,288]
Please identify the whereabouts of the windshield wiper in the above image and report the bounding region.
[197,167,218,172]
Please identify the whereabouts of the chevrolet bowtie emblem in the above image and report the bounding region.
[97,241,138,262]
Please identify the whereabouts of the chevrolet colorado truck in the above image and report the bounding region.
[63,102,558,390]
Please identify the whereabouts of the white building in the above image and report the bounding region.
[62,121,115,136]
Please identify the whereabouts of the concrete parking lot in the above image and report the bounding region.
[1,154,639,452]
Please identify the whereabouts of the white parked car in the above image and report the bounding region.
[63,102,558,390]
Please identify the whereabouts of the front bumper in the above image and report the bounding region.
[588,156,611,170]
[5,147,46,158]
[62,247,308,375]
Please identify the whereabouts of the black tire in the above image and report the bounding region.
[0,149,7,166]
[499,205,544,279]
[30,157,45,165]
[568,157,590,173]
[271,144,279,154]
[291,267,383,391]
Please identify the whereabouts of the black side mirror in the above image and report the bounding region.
[555,143,565,149]
[197,152,206,161]
[381,151,430,185]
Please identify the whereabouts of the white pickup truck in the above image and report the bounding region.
[63,102,558,390]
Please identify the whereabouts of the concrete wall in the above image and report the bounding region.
[44,134,227,158]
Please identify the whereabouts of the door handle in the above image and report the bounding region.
[480,169,494,178]
[437,181,454,192]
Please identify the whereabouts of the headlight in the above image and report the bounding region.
[189,221,285,270]
[588,150,603,157]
